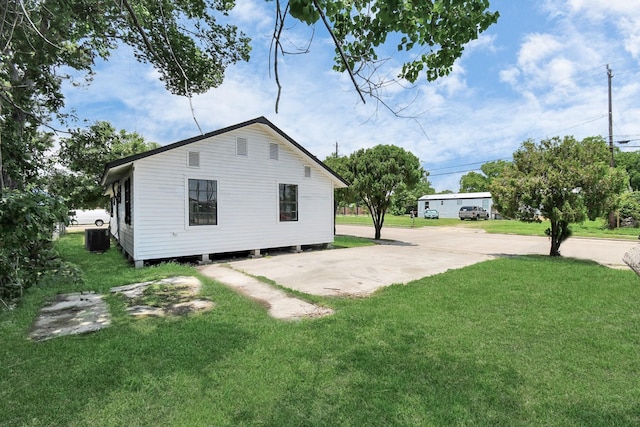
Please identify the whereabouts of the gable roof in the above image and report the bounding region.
[101,116,348,187]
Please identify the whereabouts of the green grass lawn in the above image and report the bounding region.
[1,233,639,425]
[337,214,640,239]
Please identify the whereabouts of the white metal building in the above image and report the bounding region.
[101,117,348,267]
[418,192,494,219]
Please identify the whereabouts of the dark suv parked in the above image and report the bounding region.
[459,206,490,220]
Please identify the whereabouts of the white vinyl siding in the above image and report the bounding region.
[125,124,336,261]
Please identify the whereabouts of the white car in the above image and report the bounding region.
[69,209,110,227]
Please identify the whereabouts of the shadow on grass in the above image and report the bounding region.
[566,402,640,425]
[239,335,525,425]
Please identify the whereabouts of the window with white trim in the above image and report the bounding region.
[279,183,298,221]
[188,179,217,226]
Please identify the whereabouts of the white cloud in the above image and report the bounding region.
[516,33,564,78]
[619,16,640,59]
[228,0,273,30]
[499,67,520,86]
[56,0,640,193]
[465,33,498,55]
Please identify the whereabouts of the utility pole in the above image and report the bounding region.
[607,65,616,229]
[608,64,614,167]
[335,141,339,157]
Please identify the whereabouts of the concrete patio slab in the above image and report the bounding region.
[220,224,638,298]
[29,292,111,341]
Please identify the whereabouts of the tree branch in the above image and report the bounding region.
[118,0,158,62]
[311,0,365,105]
[271,0,286,113]
[158,1,203,134]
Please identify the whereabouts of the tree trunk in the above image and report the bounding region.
[374,223,382,240]
[608,211,617,230]
[370,206,384,240]
[549,220,569,257]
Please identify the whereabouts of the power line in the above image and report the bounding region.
[428,157,510,172]
[429,168,483,177]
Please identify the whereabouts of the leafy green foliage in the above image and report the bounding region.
[1,0,250,189]
[614,150,640,191]
[390,177,435,215]
[324,154,356,209]
[617,191,640,227]
[0,189,81,306]
[459,171,487,192]
[490,136,628,256]
[50,121,160,209]
[459,160,509,192]
[343,145,423,239]
[288,0,499,85]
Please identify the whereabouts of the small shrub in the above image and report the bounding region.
[617,191,640,228]
[0,189,82,307]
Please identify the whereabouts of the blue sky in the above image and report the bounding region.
[61,0,640,191]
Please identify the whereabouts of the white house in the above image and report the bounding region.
[101,117,348,267]
[418,192,494,219]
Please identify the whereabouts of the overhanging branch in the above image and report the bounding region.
[311,0,365,105]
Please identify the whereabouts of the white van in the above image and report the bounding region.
[69,209,110,227]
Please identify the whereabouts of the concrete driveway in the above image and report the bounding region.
[222,225,638,297]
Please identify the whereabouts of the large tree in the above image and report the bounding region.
[0,0,251,189]
[459,160,509,192]
[490,136,628,257]
[345,145,423,239]
[50,121,160,209]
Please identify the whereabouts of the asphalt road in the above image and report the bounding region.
[224,225,638,297]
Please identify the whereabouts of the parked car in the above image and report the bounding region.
[68,209,110,227]
[424,209,439,219]
[459,206,489,221]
